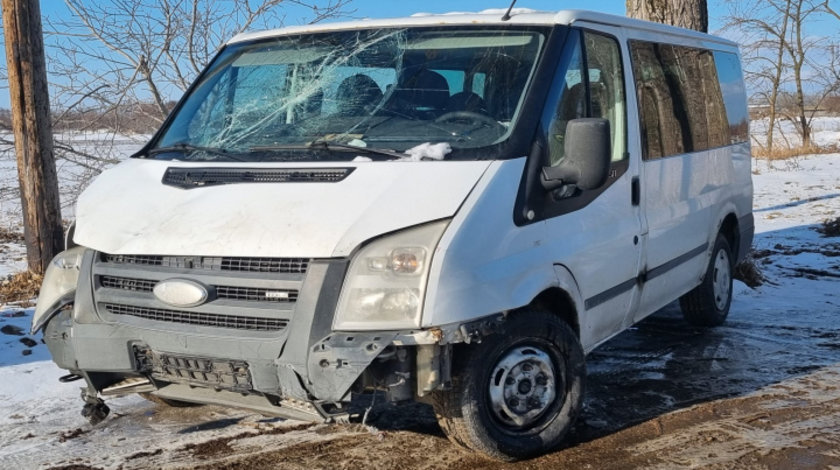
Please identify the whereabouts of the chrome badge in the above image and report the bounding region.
[153,278,209,308]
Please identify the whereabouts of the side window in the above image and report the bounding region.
[713,51,749,144]
[630,42,684,160]
[542,30,627,168]
[631,41,737,160]
[543,32,585,166]
[583,31,627,162]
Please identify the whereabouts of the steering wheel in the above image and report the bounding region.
[434,111,503,130]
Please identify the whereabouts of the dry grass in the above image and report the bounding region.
[0,227,24,244]
[817,216,840,237]
[752,144,840,160]
[0,271,42,306]
[734,251,766,288]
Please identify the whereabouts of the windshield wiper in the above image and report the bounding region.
[251,141,406,160]
[148,143,246,162]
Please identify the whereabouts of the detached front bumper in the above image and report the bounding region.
[40,250,417,421]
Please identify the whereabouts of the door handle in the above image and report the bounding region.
[631,177,640,206]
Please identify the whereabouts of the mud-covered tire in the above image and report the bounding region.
[680,234,733,327]
[432,311,585,461]
[139,392,201,408]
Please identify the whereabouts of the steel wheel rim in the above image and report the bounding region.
[712,248,732,311]
[488,345,561,430]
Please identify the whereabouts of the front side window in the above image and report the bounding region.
[542,30,627,167]
[152,27,547,162]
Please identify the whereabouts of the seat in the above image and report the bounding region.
[335,74,383,116]
[388,68,450,119]
[445,91,488,114]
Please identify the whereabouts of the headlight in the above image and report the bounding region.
[334,220,449,330]
[31,246,85,333]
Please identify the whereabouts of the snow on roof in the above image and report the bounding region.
[228,9,737,48]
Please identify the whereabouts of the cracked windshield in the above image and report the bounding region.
[153,27,545,161]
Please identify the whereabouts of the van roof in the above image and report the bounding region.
[228,9,738,48]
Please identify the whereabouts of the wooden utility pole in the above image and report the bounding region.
[2,0,64,274]
[626,0,709,32]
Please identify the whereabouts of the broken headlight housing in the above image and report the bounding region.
[334,220,449,331]
[31,246,85,333]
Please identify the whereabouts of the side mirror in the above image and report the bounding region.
[540,118,611,192]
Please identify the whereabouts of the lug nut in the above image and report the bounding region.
[522,363,533,372]
[508,398,519,408]
[505,376,516,385]
[536,375,548,386]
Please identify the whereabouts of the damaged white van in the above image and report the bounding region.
[33,9,753,461]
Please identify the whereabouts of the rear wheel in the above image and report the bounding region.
[433,311,585,461]
[680,234,733,327]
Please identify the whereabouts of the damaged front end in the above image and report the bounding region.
[33,238,489,425]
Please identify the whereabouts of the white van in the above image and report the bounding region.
[33,9,753,460]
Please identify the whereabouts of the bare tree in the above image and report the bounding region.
[626,0,709,32]
[780,0,825,147]
[725,0,792,151]
[48,0,352,134]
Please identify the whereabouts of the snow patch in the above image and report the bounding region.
[402,142,451,161]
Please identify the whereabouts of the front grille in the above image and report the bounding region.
[216,285,298,302]
[100,275,298,303]
[162,167,354,189]
[105,303,288,331]
[95,252,308,333]
[219,257,308,274]
[101,276,156,292]
[102,253,309,274]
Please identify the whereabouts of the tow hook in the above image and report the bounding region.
[80,388,110,425]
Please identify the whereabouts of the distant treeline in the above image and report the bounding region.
[0,101,175,134]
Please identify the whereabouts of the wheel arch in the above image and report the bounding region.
[718,212,740,262]
[527,287,581,339]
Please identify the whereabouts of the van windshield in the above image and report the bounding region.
[152,27,546,162]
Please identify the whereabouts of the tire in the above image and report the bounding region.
[432,310,585,461]
[139,392,201,408]
[680,234,733,327]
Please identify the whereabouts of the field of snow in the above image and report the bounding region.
[750,115,840,149]
[0,124,837,468]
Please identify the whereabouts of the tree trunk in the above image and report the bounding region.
[626,0,709,32]
[2,0,64,274]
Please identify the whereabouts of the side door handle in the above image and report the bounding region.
[631,177,640,206]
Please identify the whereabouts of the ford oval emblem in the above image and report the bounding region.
[153,278,209,308]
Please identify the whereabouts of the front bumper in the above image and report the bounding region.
[42,250,409,420]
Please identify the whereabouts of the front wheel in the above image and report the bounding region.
[433,311,585,461]
[680,234,733,327]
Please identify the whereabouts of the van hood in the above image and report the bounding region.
[74,159,491,258]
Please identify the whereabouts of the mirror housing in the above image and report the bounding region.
[541,118,611,192]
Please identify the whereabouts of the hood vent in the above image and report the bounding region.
[162,167,354,189]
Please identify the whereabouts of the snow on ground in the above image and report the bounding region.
[0,128,837,467]
[750,115,840,148]
[0,132,148,228]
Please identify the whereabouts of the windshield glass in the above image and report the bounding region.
[153,26,546,162]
